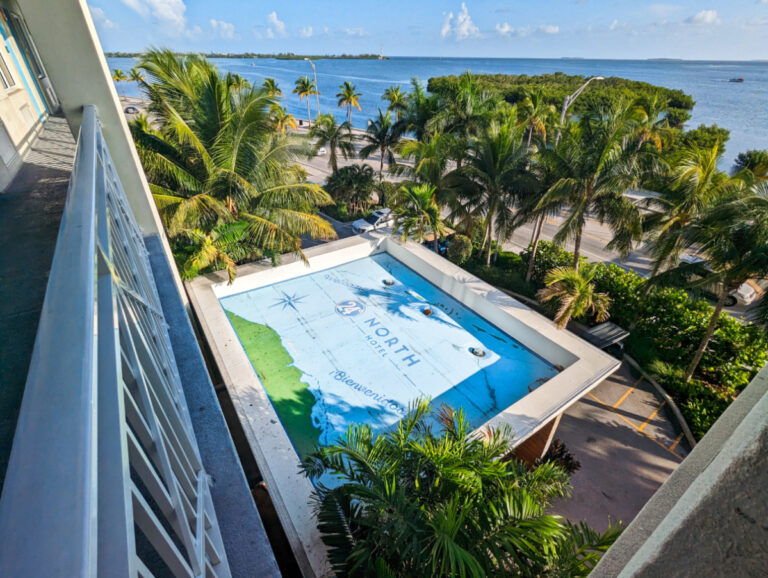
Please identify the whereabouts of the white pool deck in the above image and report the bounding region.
[188,232,621,577]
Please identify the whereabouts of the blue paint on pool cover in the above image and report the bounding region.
[220,253,557,454]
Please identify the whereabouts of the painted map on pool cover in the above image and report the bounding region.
[220,253,557,459]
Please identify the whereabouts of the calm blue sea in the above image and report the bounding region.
[108,56,768,169]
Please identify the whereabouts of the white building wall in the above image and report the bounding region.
[0,4,48,189]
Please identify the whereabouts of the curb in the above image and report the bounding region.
[623,354,698,449]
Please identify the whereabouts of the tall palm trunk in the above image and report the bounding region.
[527,124,533,148]
[307,100,312,127]
[572,228,583,269]
[684,287,729,382]
[525,214,546,283]
[433,235,439,253]
[485,204,496,266]
[480,223,489,252]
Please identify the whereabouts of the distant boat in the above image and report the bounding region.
[729,77,745,83]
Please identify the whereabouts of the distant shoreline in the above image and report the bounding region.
[105,52,387,61]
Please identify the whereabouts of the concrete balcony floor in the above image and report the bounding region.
[0,115,76,491]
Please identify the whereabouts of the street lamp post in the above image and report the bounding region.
[555,76,604,145]
[304,57,320,118]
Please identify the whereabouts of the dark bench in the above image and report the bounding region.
[584,322,630,350]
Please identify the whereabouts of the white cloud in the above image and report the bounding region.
[210,19,235,39]
[686,9,720,25]
[495,22,531,38]
[441,3,480,40]
[539,24,560,34]
[609,19,619,30]
[267,11,287,37]
[90,6,115,29]
[299,26,313,38]
[121,0,188,35]
[441,11,454,37]
[344,27,369,37]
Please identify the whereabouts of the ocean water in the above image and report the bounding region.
[108,56,768,169]
[220,253,556,459]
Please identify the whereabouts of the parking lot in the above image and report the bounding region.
[552,362,691,531]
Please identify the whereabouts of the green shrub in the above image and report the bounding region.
[495,251,523,270]
[521,241,584,288]
[447,234,473,265]
[464,262,535,298]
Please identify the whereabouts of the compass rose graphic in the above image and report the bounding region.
[271,291,307,311]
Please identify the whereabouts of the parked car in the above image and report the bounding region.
[352,208,394,234]
[680,253,758,306]
[124,106,140,115]
[316,147,327,156]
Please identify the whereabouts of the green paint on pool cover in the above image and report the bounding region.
[220,253,557,459]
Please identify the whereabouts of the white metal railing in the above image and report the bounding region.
[0,105,231,577]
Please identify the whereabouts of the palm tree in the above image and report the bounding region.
[128,67,144,84]
[359,109,405,185]
[262,77,282,98]
[112,68,127,96]
[652,188,768,382]
[538,265,612,328]
[228,73,251,92]
[270,105,297,134]
[177,223,260,283]
[294,76,318,127]
[428,72,500,168]
[309,113,356,173]
[452,120,533,266]
[633,94,670,151]
[336,81,362,125]
[520,90,556,148]
[382,85,408,122]
[537,101,655,269]
[398,132,451,190]
[325,164,376,212]
[302,400,619,577]
[404,76,439,141]
[130,50,336,279]
[392,184,445,252]
[644,144,732,277]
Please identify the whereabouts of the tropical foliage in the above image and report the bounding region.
[359,109,406,184]
[337,81,362,124]
[294,75,319,125]
[392,183,444,251]
[309,113,355,172]
[303,400,620,577]
[538,264,612,328]
[129,50,335,280]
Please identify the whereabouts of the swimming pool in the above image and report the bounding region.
[220,253,558,459]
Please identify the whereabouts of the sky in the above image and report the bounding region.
[88,1,768,60]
